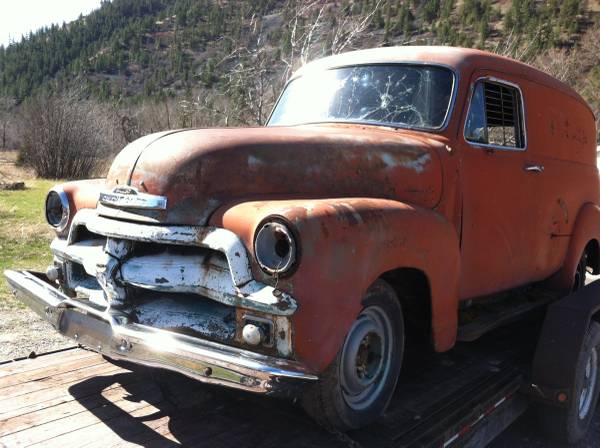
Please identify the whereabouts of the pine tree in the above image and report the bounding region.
[384,0,393,44]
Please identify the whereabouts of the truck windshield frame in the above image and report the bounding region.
[267,63,457,132]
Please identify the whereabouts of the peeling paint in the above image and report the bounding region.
[54,210,298,317]
[399,153,431,173]
[127,296,236,342]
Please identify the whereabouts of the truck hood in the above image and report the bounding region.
[103,125,444,225]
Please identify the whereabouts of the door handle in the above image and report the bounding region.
[524,164,544,173]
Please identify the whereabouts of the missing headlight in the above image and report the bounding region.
[254,220,297,275]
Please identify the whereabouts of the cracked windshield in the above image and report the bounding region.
[269,65,454,129]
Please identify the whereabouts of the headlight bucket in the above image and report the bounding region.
[45,187,70,232]
[254,220,297,275]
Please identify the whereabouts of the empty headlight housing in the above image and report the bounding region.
[45,187,70,232]
[254,219,297,275]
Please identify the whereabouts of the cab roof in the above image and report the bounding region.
[294,46,586,107]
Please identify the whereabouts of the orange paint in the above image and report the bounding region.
[54,47,598,373]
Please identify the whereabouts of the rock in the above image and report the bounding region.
[0,181,25,190]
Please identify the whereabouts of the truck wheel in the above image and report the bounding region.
[302,280,404,430]
[538,322,600,444]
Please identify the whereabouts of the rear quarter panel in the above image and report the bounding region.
[522,77,599,286]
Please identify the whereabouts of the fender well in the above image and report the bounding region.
[586,239,599,275]
[382,268,433,347]
[551,203,600,292]
[211,197,460,373]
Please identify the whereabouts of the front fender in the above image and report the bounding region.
[55,179,105,236]
[62,179,105,210]
[211,198,460,372]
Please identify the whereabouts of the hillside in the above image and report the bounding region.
[0,0,599,149]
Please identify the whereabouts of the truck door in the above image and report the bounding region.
[458,73,536,299]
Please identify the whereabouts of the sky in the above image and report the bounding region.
[0,0,103,47]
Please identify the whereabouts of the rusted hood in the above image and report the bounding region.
[104,125,444,225]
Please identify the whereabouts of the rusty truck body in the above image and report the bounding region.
[5,46,600,440]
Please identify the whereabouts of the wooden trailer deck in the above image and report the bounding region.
[0,347,350,448]
[0,321,538,448]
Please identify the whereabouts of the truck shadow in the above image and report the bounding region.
[67,318,600,448]
[67,366,347,447]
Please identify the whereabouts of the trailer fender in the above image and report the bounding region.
[531,279,600,407]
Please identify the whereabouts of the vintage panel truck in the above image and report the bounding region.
[5,46,600,445]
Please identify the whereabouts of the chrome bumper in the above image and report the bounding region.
[4,269,317,395]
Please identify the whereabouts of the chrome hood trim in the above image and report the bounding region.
[99,186,168,210]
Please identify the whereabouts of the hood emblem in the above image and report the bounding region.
[99,186,167,210]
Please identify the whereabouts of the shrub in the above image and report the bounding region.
[18,90,116,179]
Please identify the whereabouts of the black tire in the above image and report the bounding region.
[573,252,588,292]
[538,322,600,444]
[301,280,404,430]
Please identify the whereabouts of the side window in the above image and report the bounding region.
[465,79,526,149]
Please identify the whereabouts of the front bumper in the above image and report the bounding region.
[4,269,317,395]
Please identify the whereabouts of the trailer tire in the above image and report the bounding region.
[301,280,404,430]
[538,321,600,444]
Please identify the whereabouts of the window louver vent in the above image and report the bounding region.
[483,82,524,148]
[484,83,516,127]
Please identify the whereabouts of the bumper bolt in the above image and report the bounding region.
[204,367,212,377]
[97,345,102,351]
[118,339,131,352]
[74,333,79,340]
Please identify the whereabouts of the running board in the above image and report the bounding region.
[457,288,557,342]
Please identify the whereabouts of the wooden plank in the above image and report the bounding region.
[0,350,343,448]
[0,380,134,422]
[0,364,122,414]
[26,400,169,447]
[0,348,93,378]
[0,353,108,390]
[3,383,165,447]
[0,379,157,436]
[80,411,174,448]
[0,362,121,401]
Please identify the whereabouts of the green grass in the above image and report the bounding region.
[0,179,58,310]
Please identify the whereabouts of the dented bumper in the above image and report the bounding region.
[3,270,317,394]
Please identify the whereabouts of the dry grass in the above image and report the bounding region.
[0,151,72,359]
[0,150,34,181]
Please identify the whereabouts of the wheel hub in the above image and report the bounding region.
[355,332,383,382]
[340,306,393,411]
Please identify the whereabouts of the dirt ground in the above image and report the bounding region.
[0,308,72,360]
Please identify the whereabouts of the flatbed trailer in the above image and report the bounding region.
[5,279,600,447]
[0,314,549,448]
